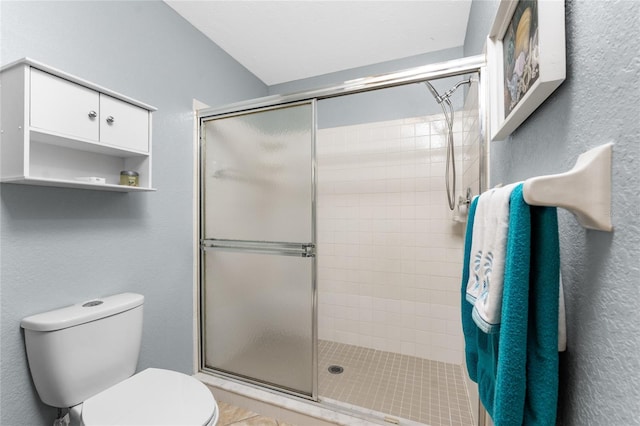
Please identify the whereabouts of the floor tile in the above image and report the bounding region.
[218,401,259,425]
[226,415,279,426]
[318,339,474,425]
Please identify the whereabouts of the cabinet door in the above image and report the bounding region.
[30,68,99,141]
[99,95,149,153]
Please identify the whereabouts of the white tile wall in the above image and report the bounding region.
[316,103,480,365]
[461,79,481,203]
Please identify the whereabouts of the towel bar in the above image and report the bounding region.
[522,143,613,232]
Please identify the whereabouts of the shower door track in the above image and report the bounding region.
[199,55,486,118]
[197,53,488,424]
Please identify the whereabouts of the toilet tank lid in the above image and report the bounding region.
[21,293,144,332]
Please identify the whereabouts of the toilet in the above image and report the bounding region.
[21,293,218,426]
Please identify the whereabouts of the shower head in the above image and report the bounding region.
[423,78,473,104]
[424,80,443,104]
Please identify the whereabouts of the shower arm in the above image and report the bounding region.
[440,78,472,103]
[425,78,472,105]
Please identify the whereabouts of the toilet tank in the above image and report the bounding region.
[21,293,144,408]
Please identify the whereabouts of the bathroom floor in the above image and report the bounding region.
[318,340,474,426]
[218,401,297,426]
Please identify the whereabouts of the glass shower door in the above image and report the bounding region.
[200,101,316,397]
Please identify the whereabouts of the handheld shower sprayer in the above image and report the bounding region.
[424,80,443,104]
[423,77,473,210]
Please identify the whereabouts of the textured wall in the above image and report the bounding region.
[465,0,640,424]
[0,2,267,425]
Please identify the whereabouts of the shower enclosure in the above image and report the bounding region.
[198,55,487,426]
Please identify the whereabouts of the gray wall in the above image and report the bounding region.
[462,0,500,58]
[0,1,267,425]
[465,1,640,425]
[270,47,467,128]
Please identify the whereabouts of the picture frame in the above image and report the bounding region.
[487,0,565,141]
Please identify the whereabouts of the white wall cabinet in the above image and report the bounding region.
[0,58,156,191]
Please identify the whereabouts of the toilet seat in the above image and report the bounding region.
[81,368,218,426]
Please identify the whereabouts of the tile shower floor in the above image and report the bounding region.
[319,340,474,426]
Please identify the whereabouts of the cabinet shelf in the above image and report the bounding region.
[1,176,156,192]
[0,58,156,192]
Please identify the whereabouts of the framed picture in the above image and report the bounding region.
[487,0,565,141]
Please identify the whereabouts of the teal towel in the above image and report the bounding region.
[461,196,480,382]
[461,184,560,425]
[523,203,560,425]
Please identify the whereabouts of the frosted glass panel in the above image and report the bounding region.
[203,250,313,395]
[203,103,313,242]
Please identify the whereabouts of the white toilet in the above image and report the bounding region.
[21,293,219,426]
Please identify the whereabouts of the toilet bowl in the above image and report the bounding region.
[70,369,218,426]
[21,293,218,426]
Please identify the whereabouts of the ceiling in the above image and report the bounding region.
[165,1,472,86]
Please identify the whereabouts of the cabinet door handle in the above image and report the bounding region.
[88,111,98,119]
[106,116,115,124]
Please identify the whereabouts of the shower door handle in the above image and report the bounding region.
[201,239,315,258]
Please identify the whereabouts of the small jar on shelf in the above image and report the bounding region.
[119,170,139,187]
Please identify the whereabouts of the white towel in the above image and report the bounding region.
[466,183,518,333]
